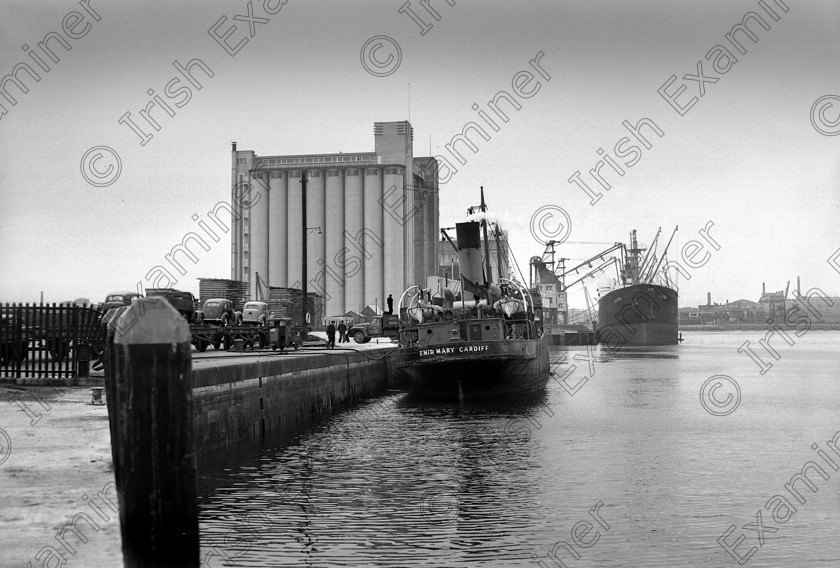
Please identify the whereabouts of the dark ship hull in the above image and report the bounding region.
[596,283,678,346]
[395,187,551,400]
[396,334,550,399]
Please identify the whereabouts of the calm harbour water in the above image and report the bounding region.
[197,331,840,567]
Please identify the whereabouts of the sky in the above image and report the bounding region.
[1,0,839,309]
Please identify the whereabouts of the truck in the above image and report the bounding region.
[145,288,198,323]
[102,291,143,312]
[349,314,400,343]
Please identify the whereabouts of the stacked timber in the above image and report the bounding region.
[198,279,249,311]
[266,287,324,330]
[195,279,323,329]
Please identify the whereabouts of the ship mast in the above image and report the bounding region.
[480,186,493,285]
[625,229,643,286]
[495,226,504,280]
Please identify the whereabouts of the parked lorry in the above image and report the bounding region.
[349,314,400,343]
[145,288,198,323]
[102,291,142,312]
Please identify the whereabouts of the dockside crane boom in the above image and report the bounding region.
[559,244,623,281]
[563,258,619,290]
[649,226,679,284]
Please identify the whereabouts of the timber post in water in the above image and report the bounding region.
[108,297,200,568]
[301,169,309,337]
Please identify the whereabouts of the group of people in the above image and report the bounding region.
[324,294,395,349]
[325,320,348,349]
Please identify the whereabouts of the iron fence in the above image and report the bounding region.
[0,304,105,380]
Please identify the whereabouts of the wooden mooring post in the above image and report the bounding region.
[107,297,199,567]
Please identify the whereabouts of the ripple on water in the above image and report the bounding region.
[198,334,840,567]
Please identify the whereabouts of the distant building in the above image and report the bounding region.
[528,257,566,325]
[725,299,759,310]
[679,283,840,326]
[362,304,383,320]
[680,288,773,325]
[758,292,787,320]
[230,121,439,316]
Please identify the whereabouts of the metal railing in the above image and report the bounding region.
[0,304,104,380]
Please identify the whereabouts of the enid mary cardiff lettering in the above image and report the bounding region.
[419,345,490,357]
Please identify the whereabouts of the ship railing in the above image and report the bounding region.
[499,278,533,315]
[398,283,542,333]
[398,309,539,345]
[503,318,537,340]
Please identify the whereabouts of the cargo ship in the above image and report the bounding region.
[595,228,679,347]
[395,189,550,399]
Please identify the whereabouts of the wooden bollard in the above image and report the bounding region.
[109,297,199,568]
[104,304,128,482]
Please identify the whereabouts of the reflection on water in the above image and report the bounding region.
[198,332,840,567]
[598,344,681,361]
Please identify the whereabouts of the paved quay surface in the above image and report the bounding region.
[0,336,397,567]
[191,335,398,370]
[0,384,121,568]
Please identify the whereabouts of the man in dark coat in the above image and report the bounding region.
[326,321,336,349]
[337,320,347,343]
[387,294,394,314]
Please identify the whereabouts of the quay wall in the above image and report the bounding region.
[191,350,394,453]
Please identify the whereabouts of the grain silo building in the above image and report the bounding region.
[231,121,439,316]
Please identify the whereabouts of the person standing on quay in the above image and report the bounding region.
[387,294,394,315]
[326,321,336,349]
[337,320,347,344]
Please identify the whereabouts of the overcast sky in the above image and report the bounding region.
[1,0,838,308]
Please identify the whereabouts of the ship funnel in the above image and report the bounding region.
[456,221,484,284]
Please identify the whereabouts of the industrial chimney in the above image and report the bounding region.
[762,282,765,295]
[707,292,711,307]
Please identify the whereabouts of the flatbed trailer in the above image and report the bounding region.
[190,318,302,352]
[1,305,104,363]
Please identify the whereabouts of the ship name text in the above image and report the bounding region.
[419,345,490,357]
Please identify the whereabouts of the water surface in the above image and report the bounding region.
[197,331,840,567]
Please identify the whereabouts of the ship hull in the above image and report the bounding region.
[596,283,678,346]
[396,334,550,399]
